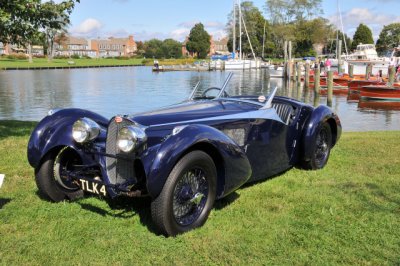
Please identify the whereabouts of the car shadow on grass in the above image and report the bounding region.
[75,192,240,235]
[77,196,159,233]
[0,198,12,209]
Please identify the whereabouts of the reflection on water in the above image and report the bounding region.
[0,66,399,132]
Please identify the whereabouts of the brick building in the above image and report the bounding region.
[55,36,97,58]
[91,35,137,57]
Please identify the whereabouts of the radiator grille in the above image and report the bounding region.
[106,118,135,185]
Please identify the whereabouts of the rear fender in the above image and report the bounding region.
[143,124,252,199]
[301,105,342,162]
[27,108,108,168]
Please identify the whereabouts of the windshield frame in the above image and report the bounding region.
[188,72,276,109]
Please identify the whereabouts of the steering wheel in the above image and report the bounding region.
[201,87,230,99]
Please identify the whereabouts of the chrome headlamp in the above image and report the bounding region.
[72,118,101,143]
[117,126,147,153]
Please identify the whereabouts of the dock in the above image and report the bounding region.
[152,64,212,72]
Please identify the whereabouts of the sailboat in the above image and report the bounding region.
[223,0,261,70]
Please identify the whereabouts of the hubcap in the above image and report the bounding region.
[173,168,209,226]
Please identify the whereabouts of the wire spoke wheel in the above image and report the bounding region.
[151,151,217,236]
[314,127,330,167]
[172,168,209,226]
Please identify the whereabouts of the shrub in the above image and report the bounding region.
[54,55,70,59]
[7,53,28,60]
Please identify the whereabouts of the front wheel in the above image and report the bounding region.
[303,122,332,170]
[151,151,217,236]
[35,147,84,202]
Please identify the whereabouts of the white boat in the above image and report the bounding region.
[343,44,390,76]
[211,0,263,70]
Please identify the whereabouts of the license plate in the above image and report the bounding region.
[78,179,107,196]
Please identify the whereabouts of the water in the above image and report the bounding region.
[0,66,399,132]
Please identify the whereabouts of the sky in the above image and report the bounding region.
[66,0,400,42]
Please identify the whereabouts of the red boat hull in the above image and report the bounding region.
[360,85,400,101]
[358,101,400,110]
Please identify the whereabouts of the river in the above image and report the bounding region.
[0,66,399,132]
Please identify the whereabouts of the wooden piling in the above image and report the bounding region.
[296,62,302,83]
[314,66,320,94]
[313,92,320,107]
[305,62,310,88]
[388,66,395,84]
[337,40,342,74]
[327,71,333,107]
[349,64,354,78]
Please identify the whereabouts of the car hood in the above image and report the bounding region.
[129,100,258,127]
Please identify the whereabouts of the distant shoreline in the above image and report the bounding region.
[0,64,145,71]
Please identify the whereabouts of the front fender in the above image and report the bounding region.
[27,108,108,168]
[143,124,252,199]
[301,105,341,162]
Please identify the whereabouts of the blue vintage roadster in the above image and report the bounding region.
[27,73,341,236]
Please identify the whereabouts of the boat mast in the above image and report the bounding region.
[239,0,242,60]
[241,13,256,59]
[262,19,266,58]
[233,0,236,57]
[338,1,348,56]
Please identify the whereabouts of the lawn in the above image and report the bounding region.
[0,120,399,265]
[0,57,144,69]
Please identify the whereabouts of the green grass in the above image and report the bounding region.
[0,58,144,69]
[0,120,399,265]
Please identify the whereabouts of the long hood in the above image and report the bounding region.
[129,100,258,127]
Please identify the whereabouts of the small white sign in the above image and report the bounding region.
[0,174,4,188]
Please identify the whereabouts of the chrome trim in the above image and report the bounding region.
[261,86,278,109]
[216,72,233,98]
[148,108,283,128]
[188,81,201,100]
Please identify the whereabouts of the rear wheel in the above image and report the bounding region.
[151,151,217,236]
[35,147,84,202]
[303,122,332,170]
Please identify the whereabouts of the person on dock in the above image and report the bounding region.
[325,58,331,72]
[154,59,159,70]
[319,60,325,73]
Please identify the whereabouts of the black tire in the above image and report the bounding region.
[303,122,332,170]
[151,151,217,236]
[35,147,84,202]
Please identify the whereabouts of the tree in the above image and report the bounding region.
[263,0,325,57]
[376,23,400,55]
[0,0,79,46]
[186,23,210,59]
[162,39,182,58]
[136,41,145,57]
[291,18,333,57]
[351,23,374,51]
[144,39,164,58]
[40,1,79,61]
[265,0,322,24]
